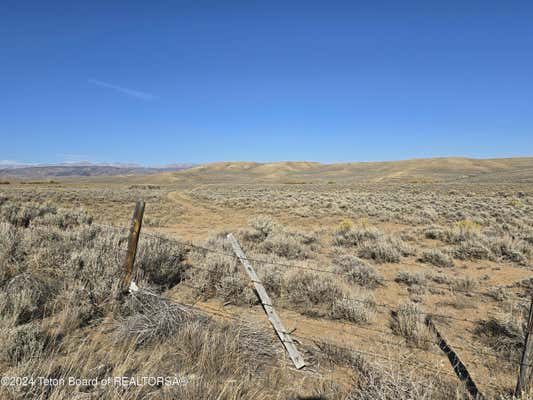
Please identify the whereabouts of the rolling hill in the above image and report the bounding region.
[1,157,531,183]
[172,157,533,184]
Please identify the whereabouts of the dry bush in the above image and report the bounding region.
[219,275,258,305]
[390,301,433,349]
[258,266,283,297]
[452,276,478,292]
[187,246,258,306]
[453,239,493,261]
[283,271,376,324]
[332,221,383,247]
[488,235,530,265]
[348,357,464,400]
[316,342,463,400]
[424,226,446,240]
[333,254,384,289]
[284,271,343,310]
[240,217,318,260]
[425,272,453,285]
[0,202,126,330]
[357,237,401,263]
[0,222,26,285]
[419,249,454,268]
[51,283,100,335]
[427,220,531,265]
[0,322,50,365]
[330,294,376,324]
[474,310,526,362]
[395,271,427,287]
[0,311,282,400]
[116,290,202,346]
[30,207,93,229]
[0,202,51,227]
[0,274,52,326]
[260,231,310,260]
[0,202,93,230]
[247,215,276,241]
[487,286,513,302]
[431,219,485,246]
[136,235,189,288]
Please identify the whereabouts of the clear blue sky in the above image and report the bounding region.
[1,1,532,165]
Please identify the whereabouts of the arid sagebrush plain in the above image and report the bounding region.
[1,157,532,399]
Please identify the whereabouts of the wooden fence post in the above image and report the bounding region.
[425,316,484,399]
[117,200,145,298]
[516,296,533,396]
[227,233,306,369]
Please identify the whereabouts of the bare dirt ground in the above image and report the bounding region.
[1,158,532,398]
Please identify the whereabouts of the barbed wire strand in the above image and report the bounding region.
[124,225,529,303]
[184,284,513,363]
[92,223,528,325]
[93,223,527,369]
[176,295,504,391]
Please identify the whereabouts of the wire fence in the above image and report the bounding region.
[96,219,530,393]
[171,293,506,391]
[97,222,530,304]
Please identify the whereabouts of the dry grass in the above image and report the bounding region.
[390,301,434,350]
[1,169,532,398]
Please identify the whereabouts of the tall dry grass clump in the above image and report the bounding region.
[390,301,433,349]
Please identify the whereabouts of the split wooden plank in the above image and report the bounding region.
[118,200,145,298]
[425,316,484,399]
[516,296,533,396]
[227,233,306,369]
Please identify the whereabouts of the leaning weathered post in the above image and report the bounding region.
[516,296,533,396]
[117,200,145,298]
[425,316,484,399]
[227,233,306,369]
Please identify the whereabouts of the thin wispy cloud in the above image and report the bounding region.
[88,79,157,101]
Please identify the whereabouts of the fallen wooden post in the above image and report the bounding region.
[516,296,533,396]
[425,316,484,399]
[117,200,145,298]
[227,233,306,369]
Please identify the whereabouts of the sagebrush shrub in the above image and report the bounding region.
[0,274,52,325]
[358,236,404,263]
[330,294,376,324]
[284,271,343,308]
[488,235,530,265]
[136,236,189,288]
[219,275,258,306]
[452,276,478,292]
[334,254,383,288]
[0,222,26,285]
[474,310,525,361]
[1,323,49,364]
[249,216,276,240]
[395,271,427,287]
[332,224,383,247]
[188,250,239,300]
[391,301,432,349]
[453,239,493,261]
[419,249,454,268]
[260,231,309,259]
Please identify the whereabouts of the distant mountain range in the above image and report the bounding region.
[1,157,532,183]
[0,162,195,178]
